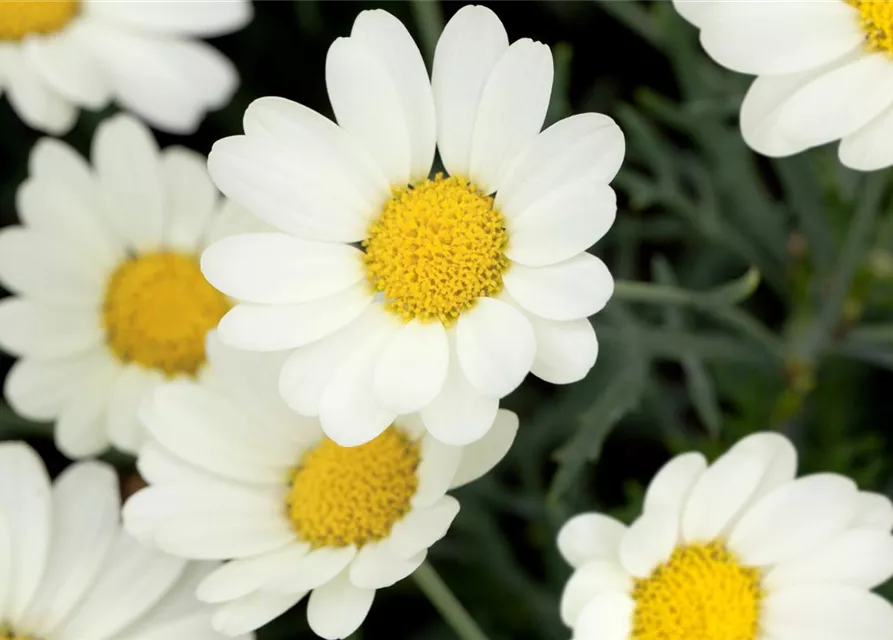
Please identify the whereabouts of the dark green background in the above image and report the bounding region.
[1,2,892,638]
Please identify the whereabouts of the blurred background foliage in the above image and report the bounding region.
[2,1,893,638]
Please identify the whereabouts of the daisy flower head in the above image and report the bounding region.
[0,113,265,459]
[203,5,624,448]
[0,0,251,134]
[123,333,519,639]
[557,432,893,640]
[674,0,893,171]
[0,441,251,640]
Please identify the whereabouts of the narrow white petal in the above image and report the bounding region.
[468,39,553,194]
[160,147,218,251]
[268,547,357,594]
[560,560,631,628]
[107,365,163,454]
[372,319,449,414]
[763,585,893,640]
[22,30,111,109]
[197,544,311,604]
[0,298,102,359]
[349,542,425,590]
[307,570,375,640]
[84,0,252,36]
[412,435,462,509]
[456,297,535,397]
[557,513,626,569]
[618,508,678,579]
[573,592,635,640]
[54,359,119,458]
[450,409,518,489]
[643,452,707,520]
[211,591,300,637]
[840,103,893,171]
[387,497,460,559]
[5,48,76,134]
[528,314,599,385]
[852,492,893,531]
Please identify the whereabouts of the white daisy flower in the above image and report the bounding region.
[557,432,893,640]
[0,113,264,459]
[0,441,251,640]
[202,5,624,448]
[123,333,518,639]
[0,0,250,134]
[673,0,893,171]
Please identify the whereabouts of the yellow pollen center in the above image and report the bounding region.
[286,426,420,548]
[849,0,893,53]
[102,252,230,377]
[0,0,79,40]
[363,174,510,324]
[631,541,763,640]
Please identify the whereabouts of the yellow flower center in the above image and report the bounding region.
[102,252,230,377]
[0,0,79,40]
[631,541,763,640]
[286,426,420,548]
[363,174,510,324]
[849,0,893,53]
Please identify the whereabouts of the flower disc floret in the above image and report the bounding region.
[363,174,510,324]
[0,0,79,40]
[103,252,230,377]
[849,0,893,54]
[287,426,421,548]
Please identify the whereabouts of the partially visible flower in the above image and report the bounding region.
[203,5,623,449]
[0,0,251,134]
[123,333,518,639]
[0,441,249,640]
[0,114,264,458]
[557,432,893,640]
[675,0,893,171]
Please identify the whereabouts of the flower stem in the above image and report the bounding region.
[413,561,491,640]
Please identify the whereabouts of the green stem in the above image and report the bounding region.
[413,562,491,640]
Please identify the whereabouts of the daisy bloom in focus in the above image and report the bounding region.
[0,0,250,134]
[0,441,251,640]
[202,5,623,448]
[0,114,264,458]
[557,432,893,640]
[123,333,518,639]
[675,0,893,171]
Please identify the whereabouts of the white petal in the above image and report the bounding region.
[528,314,598,385]
[840,102,893,171]
[0,298,102,359]
[765,529,893,591]
[413,436,462,509]
[135,439,225,489]
[207,135,372,243]
[307,570,375,640]
[84,0,252,36]
[197,544,311,604]
[0,443,52,620]
[107,365,162,454]
[0,505,10,625]
[643,452,707,519]
[456,297,534,397]
[326,36,411,185]
[671,0,716,28]
[211,591,300,637]
[160,147,218,251]
[5,48,76,134]
[318,315,399,447]
[560,560,631,629]
[266,546,357,594]
[852,492,893,531]
[505,182,616,267]
[21,461,119,636]
[349,542,426,590]
[618,508,678,579]
[205,199,271,245]
[432,5,508,177]
[557,513,626,569]
[450,409,518,488]
[92,114,165,253]
[728,473,858,567]
[468,39,553,194]
[421,333,499,446]
[388,496,460,559]
[697,1,862,76]
[682,432,796,543]
[350,9,435,183]
[504,253,614,322]
[202,232,365,305]
[573,592,635,640]
[373,319,449,414]
[497,113,625,218]
[763,585,893,640]
[0,227,105,307]
[55,366,119,459]
[22,30,111,109]
[218,284,374,352]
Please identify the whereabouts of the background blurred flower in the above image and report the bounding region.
[674,0,893,171]
[203,6,623,449]
[123,334,518,639]
[0,441,249,640]
[558,432,893,640]
[0,0,251,134]
[0,114,264,458]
